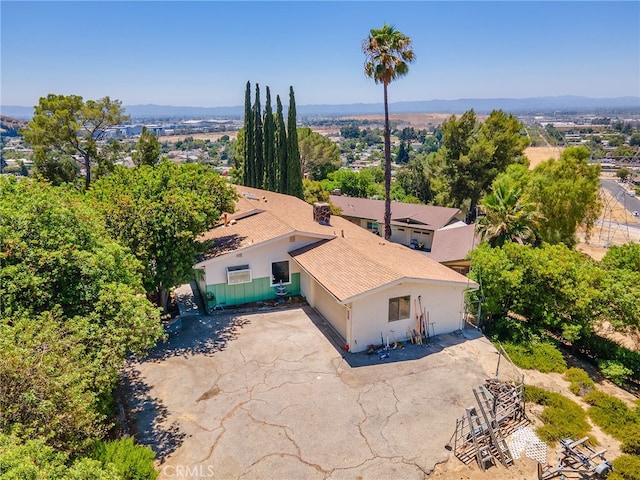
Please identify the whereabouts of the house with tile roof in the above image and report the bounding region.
[194,185,477,353]
[329,194,479,274]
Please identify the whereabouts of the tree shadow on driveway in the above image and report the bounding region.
[120,313,251,462]
[149,314,251,361]
[119,365,187,463]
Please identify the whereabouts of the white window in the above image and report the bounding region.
[271,260,290,285]
[389,296,411,322]
[227,265,252,285]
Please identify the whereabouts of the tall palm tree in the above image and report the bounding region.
[476,179,541,247]
[363,23,415,240]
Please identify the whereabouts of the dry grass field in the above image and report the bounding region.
[524,146,563,169]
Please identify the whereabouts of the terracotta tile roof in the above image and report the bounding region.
[199,185,476,302]
[330,195,463,229]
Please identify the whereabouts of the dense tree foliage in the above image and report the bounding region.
[601,243,640,272]
[298,127,341,180]
[239,83,302,197]
[0,176,163,456]
[436,109,529,216]
[321,167,384,198]
[242,81,254,187]
[363,23,415,239]
[33,150,78,186]
[253,85,264,188]
[22,94,129,188]
[132,126,162,167]
[287,86,303,198]
[275,95,289,193]
[88,162,237,311]
[394,153,433,204]
[469,242,640,345]
[525,146,601,247]
[263,87,277,191]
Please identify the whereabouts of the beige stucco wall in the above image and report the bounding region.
[348,282,466,352]
[200,234,320,285]
[303,274,348,340]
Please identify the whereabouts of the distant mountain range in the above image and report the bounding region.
[3,96,639,120]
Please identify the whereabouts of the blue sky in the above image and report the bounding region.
[2,1,639,108]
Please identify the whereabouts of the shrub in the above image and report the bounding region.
[574,334,640,381]
[621,425,640,455]
[597,359,633,386]
[502,342,567,373]
[609,454,640,480]
[0,432,119,479]
[563,367,595,396]
[91,437,157,480]
[524,385,592,444]
[584,390,639,439]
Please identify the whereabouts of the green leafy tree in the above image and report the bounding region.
[1,312,107,451]
[363,23,415,240]
[298,127,341,180]
[340,125,361,139]
[88,162,237,311]
[396,140,409,164]
[395,153,433,204]
[287,86,303,198]
[263,87,277,190]
[525,146,601,247]
[132,126,162,167]
[629,132,640,147]
[438,109,529,216]
[601,243,640,273]
[22,94,129,189]
[242,81,254,186]
[253,84,264,188]
[275,95,288,193]
[33,150,78,186]
[616,167,632,182]
[0,176,163,453]
[321,168,381,198]
[470,242,603,343]
[231,128,245,185]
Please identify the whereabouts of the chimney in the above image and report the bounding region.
[313,202,331,225]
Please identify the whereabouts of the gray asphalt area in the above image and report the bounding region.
[121,304,501,480]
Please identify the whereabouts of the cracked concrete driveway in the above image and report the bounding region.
[122,305,503,480]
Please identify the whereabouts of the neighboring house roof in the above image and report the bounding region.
[329,195,463,230]
[197,185,476,303]
[428,223,480,264]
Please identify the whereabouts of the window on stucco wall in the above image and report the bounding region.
[271,260,290,285]
[388,295,411,322]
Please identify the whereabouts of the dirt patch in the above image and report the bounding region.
[524,146,563,169]
[577,179,640,256]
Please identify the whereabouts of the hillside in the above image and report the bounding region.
[2,96,639,120]
[0,115,27,136]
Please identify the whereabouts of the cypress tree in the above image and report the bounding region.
[287,86,303,198]
[263,87,276,191]
[243,81,254,186]
[275,95,288,194]
[253,84,264,189]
